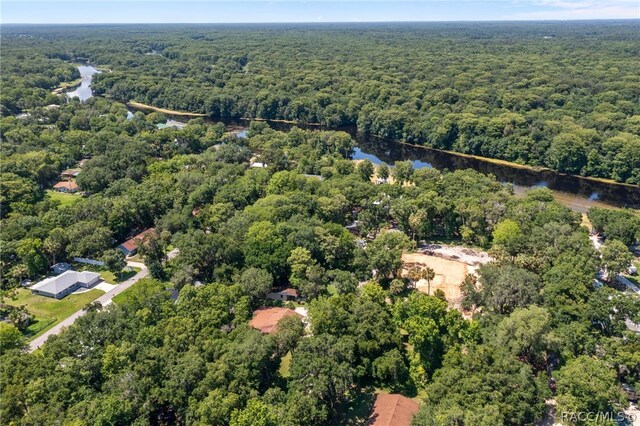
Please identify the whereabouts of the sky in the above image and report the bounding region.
[1,0,638,24]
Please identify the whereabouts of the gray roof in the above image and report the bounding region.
[31,270,100,295]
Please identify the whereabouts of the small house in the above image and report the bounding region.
[266,288,299,302]
[117,228,156,256]
[51,262,71,275]
[53,180,79,193]
[250,162,267,168]
[61,169,80,178]
[30,270,101,299]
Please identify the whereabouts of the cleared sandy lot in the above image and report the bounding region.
[402,252,469,302]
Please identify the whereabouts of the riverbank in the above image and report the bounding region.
[51,77,83,94]
[241,117,323,126]
[127,101,206,117]
[398,141,640,190]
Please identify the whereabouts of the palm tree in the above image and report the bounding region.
[421,267,436,295]
[407,266,423,288]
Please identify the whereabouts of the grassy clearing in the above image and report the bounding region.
[278,351,292,378]
[99,267,140,284]
[4,288,104,339]
[46,190,81,208]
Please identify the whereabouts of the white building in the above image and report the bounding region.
[30,270,101,299]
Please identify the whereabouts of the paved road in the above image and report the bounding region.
[617,275,640,294]
[28,263,149,352]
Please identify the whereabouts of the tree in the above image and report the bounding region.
[238,267,273,302]
[377,163,390,181]
[244,221,292,282]
[422,267,435,296]
[406,266,423,288]
[475,264,542,314]
[547,133,587,174]
[423,345,545,426]
[0,323,24,355]
[393,160,414,184]
[555,356,625,422]
[395,293,473,381]
[43,228,68,265]
[288,247,314,288]
[366,231,414,281]
[357,159,374,181]
[273,313,305,357]
[16,238,47,277]
[495,306,558,367]
[101,249,126,279]
[492,219,524,256]
[138,232,167,280]
[66,221,113,258]
[372,348,410,390]
[601,239,632,280]
[288,334,356,412]
[328,269,358,295]
[230,399,278,426]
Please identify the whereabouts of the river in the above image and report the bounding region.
[77,68,638,213]
[350,135,640,213]
[66,65,101,102]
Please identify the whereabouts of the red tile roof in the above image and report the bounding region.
[53,180,79,191]
[119,228,156,253]
[367,394,420,426]
[249,307,303,334]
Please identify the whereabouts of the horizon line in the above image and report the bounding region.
[3,18,640,25]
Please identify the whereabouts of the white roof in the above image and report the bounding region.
[31,270,100,295]
[250,162,267,168]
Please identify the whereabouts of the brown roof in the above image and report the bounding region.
[367,394,420,426]
[269,288,298,297]
[249,307,302,334]
[119,228,156,252]
[53,180,79,191]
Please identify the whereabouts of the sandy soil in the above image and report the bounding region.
[418,243,492,266]
[402,253,469,302]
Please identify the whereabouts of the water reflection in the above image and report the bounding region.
[67,66,101,102]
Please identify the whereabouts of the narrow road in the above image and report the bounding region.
[617,275,640,294]
[28,262,148,352]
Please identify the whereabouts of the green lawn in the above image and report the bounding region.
[279,351,292,378]
[4,288,104,339]
[46,189,81,208]
[99,267,140,284]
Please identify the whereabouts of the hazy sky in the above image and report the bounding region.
[1,0,638,24]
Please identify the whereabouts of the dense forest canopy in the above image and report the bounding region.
[2,21,640,183]
[1,22,639,426]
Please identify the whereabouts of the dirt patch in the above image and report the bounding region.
[402,252,469,304]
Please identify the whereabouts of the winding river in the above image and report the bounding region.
[75,66,640,212]
[66,65,101,102]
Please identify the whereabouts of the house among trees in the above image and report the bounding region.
[51,262,71,275]
[61,169,80,178]
[116,228,156,256]
[249,307,302,334]
[266,288,299,302]
[53,180,79,193]
[30,270,101,299]
[367,393,420,426]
